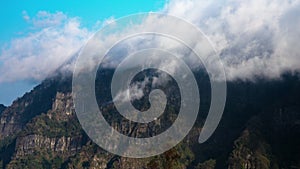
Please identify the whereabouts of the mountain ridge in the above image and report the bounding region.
[0,70,299,168]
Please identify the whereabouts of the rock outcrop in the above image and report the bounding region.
[15,134,83,157]
[0,79,58,139]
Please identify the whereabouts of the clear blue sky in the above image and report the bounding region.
[0,0,166,106]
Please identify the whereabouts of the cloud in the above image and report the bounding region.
[32,11,68,28]
[80,0,300,81]
[102,16,116,26]
[164,0,300,80]
[22,11,30,21]
[0,11,91,83]
[113,73,171,104]
[113,77,151,103]
[2,1,300,84]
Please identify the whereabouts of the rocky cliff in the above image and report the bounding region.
[0,72,299,169]
[0,78,59,140]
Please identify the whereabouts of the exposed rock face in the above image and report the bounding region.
[15,134,83,157]
[13,91,82,157]
[47,92,74,121]
[0,101,29,139]
[3,86,87,168]
[0,79,58,139]
[0,103,32,141]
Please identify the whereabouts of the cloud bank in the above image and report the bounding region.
[164,0,300,80]
[1,0,300,83]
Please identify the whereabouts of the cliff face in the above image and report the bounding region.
[15,134,83,157]
[13,91,80,157]
[3,88,86,169]
[48,92,74,121]
[4,85,194,169]
[0,72,300,169]
[0,79,58,139]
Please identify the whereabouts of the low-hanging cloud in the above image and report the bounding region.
[70,0,300,81]
[1,0,300,83]
[164,0,300,80]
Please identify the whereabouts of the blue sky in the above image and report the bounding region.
[0,0,166,105]
[0,0,165,43]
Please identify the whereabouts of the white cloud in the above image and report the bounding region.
[0,11,91,83]
[164,0,300,80]
[93,0,300,81]
[113,77,150,103]
[2,1,300,83]
[32,11,68,28]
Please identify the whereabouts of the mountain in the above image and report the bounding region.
[0,70,299,169]
[0,105,5,115]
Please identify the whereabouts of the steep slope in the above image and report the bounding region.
[0,71,299,169]
[0,105,5,115]
[0,75,71,140]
